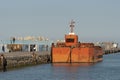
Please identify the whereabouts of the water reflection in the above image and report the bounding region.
[51,63,95,80]
[52,63,95,67]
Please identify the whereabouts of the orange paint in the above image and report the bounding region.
[52,47,70,62]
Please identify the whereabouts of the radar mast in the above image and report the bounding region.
[69,20,75,34]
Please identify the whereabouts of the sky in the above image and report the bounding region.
[0,0,120,43]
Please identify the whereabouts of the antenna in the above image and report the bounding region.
[70,19,75,33]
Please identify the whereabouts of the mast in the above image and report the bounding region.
[70,20,75,33]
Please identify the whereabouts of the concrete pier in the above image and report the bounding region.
[0,51,51,71]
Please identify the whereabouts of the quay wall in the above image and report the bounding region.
[0,51,51,71]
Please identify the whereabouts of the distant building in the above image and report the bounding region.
[0,36,52,53]
[16,36,49,41]
[94,42,118,50]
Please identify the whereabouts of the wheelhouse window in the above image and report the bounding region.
[66,38,74,43]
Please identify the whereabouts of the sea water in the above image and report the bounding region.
[0,53,120,80]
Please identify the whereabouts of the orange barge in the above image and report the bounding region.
[51,20,103,63]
